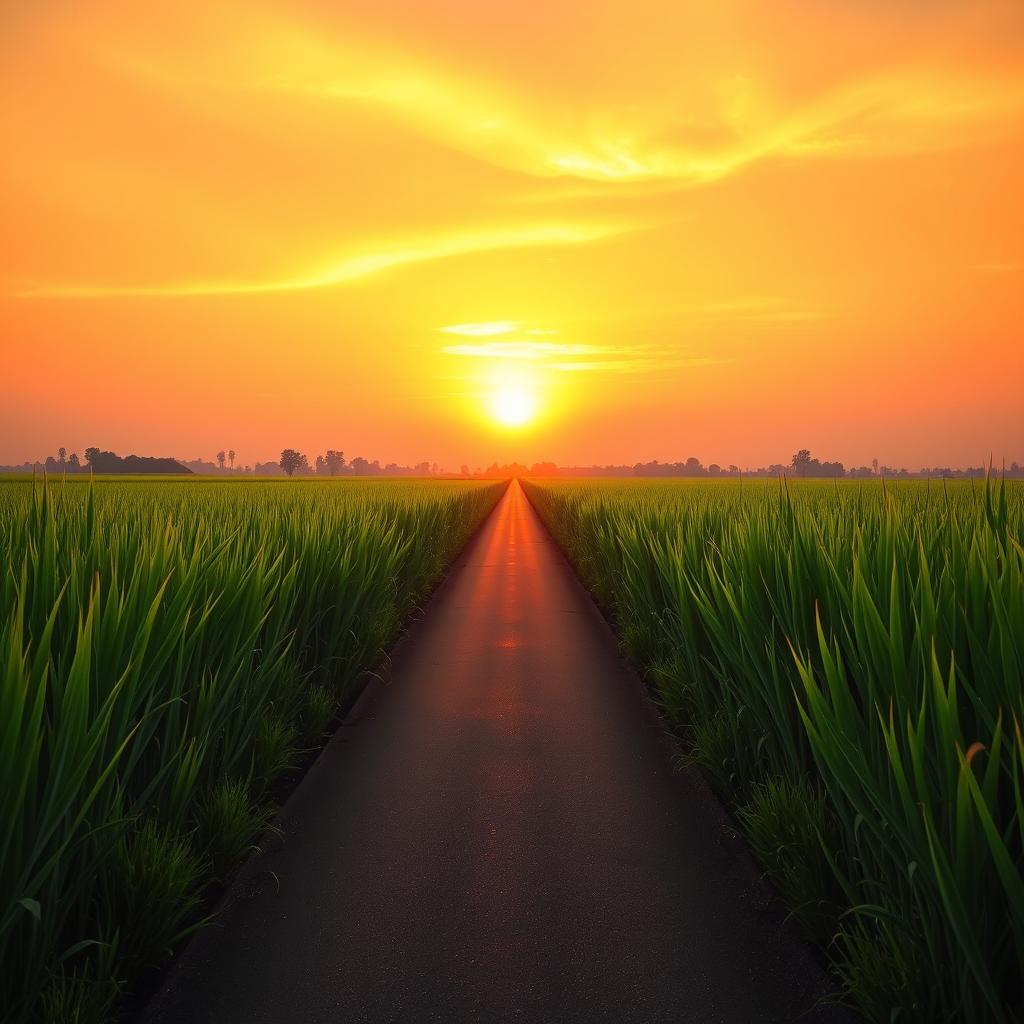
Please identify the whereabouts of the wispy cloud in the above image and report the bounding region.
[437,299,816,377]
[16,223,630,298]
[546,355,723,373]
[111,12,1024,188]
[441,329,726,377]
[441,341,618,359]
[335,67,1024,183]
[440,322,519,336]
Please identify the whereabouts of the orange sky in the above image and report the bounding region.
[3,0,1023,469]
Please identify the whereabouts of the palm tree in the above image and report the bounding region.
[228,449,236,470]
[217,450,226,471]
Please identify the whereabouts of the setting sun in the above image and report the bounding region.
[490,387,537,429]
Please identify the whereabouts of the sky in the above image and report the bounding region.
[2,0,1023,470]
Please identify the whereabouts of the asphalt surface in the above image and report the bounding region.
[145,480,848,1024]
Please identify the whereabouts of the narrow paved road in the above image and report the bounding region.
[146,481,845,1024]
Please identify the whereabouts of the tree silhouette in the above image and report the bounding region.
[279,449,308,477]
[68,453,80,469]
[789,449,844,478]
[228,449,236,469]
[791,449,813,477]
[85,447,100,467]
[325,450,345,476]
[58,447,66,466]
[216,450,226,471]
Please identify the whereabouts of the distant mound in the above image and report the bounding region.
[86,450,192,474]
[118,455,192,474]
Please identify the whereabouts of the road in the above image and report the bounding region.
[145,480,846,1024]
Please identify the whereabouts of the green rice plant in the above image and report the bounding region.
[833,914,927,1022]
[0,474,505,1022]
[523,475,1024,1022]
[299,686,336,745]
[687,709,739,792]
[193,778,270,882]
[36,936,122,1024]
[250,712,299,790]
[104,819,206,973]
[736,774,843,943]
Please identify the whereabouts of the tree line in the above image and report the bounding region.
[3,446,1021,480]
[516,451,1024,480]
[275,449,447,477]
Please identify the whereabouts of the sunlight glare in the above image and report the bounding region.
[490,387,536,428]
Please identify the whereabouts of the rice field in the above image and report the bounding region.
[0,475,506,1023]
[522,476,1024,1023]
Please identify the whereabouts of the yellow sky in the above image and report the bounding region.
[2,0,1022,469]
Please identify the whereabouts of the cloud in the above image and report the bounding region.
[439,323,570,339]
[546,355,724,373]
[108,11,1024,189]
[252,67,1024,185]
[16,222,631,298]
[441,342,618,359]
[301,64,1024,185]
[441,332,726,376]
[440,322,519,336]
[438,300,813,377]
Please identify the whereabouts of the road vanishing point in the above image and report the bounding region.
[145,480,848,1024]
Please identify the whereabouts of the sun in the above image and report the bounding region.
[490,386,536,428]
